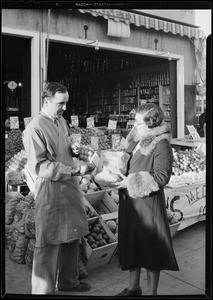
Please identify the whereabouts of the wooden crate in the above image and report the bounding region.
[108,244,119,264]
[169,222,181,238]
[82,218,118,270]
[84,190,118,216]
[82,196,99,220]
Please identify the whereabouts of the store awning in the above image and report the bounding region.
[77,9,206,39]
[107,19,130,38]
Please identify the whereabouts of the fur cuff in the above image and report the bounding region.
[126,171,159,198]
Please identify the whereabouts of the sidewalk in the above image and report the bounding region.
[4,221,206,297]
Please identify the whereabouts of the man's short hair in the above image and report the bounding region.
[42,82,67,103]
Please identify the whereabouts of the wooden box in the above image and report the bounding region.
[169,222,181,238]
[82,196,99,220]
[82,218,118,270]
[84,190,118,216]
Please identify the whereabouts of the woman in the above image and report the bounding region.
[114,103,179,296]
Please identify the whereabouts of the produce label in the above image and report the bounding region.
[87,117,95,128]
[89,152,100,167]
[71,133,81,144]
[71,116,79,127]
[119,137,126,149]
[108,120,117,130]
[165,182,206,231]
[186,125,201,140]
[91,136,99,150]
[24,117,33,128]
[9,116,19,129]
[112,134,121,151]
[126,120,134,130]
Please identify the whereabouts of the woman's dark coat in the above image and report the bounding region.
[118,122,179,271]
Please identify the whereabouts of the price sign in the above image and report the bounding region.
[91,136,99,150]
[119,137,126,149]
[24,117,33,128]
[186,125,201,141]
[112,134,121,150]
[89,151,100,167]
[108,119,117,130]
[71,115,79,127]
[71,133,81,144]
[9,116,19,129]
[126,120,134,130]
[87,117,95,128]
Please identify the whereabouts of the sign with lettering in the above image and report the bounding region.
[186,125,201,140]
[24,117,33,128]
[87,117,95,128]
[112,134,121,150]
[71,116,79,127]
[71,133,81,144]
[91,136,99,150]
[108,119,117,130]
[165,182,206,231]
[9,116,19,129]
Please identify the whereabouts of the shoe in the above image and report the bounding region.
[116,287,142,296]
[58,282,91,292]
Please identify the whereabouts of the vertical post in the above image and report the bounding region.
[45,9,51,83]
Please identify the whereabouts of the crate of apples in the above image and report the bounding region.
[81,218,117,270]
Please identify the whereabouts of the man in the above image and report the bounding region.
[22,82,91,294]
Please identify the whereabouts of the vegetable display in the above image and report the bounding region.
[168,148,206,187]
[85,220,115,249]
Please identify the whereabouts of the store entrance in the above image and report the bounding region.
[2,35,31,130]
[47,41,175,134]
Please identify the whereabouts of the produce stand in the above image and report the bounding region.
[165,136,206,232]
[5,124,206,271]
[170,137,206,149]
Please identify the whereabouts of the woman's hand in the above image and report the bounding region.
[112,173,128,189]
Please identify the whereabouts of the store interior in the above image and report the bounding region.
[3,35,31,129]
[47,41,171,128]
[3,35,173,131]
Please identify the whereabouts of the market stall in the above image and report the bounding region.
[3,7,207,272]
[5,119,206,271]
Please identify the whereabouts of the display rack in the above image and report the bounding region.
[78,69,172,128]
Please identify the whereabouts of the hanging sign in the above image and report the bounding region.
[91,136,99,150]
[186,125,201,141]
[9,116,19,129]
[165,182,206,231]
[71,116,79,127]
[24,117,33,128]
[108,119,117,130]
[87,117,95,128]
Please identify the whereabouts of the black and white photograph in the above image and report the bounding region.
[1,1,212,298]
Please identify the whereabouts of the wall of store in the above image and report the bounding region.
[2,9,197,86]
